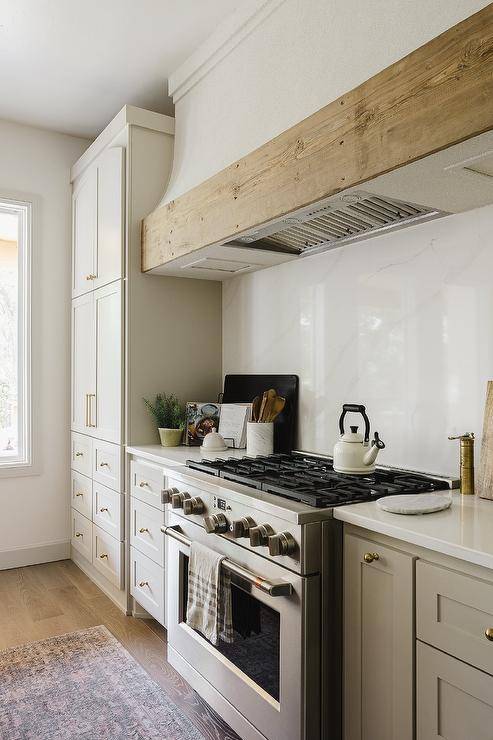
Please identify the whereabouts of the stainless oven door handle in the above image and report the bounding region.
[162,525,293,597]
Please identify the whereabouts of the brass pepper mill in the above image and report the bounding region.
[448,432,475,495]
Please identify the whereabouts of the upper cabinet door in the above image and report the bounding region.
[71,292,96,434]
[94,147,125,291]
[72,168,97,298]
[93,281,122,444]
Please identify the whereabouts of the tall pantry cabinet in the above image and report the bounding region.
[69,106,222,610]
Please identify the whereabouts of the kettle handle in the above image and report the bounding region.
[339,404,370,443]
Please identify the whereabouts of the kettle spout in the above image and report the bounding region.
[363,431,385,467]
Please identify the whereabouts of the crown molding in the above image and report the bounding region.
[168,0,286,103]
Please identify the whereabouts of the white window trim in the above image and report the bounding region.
[0,195,33,476]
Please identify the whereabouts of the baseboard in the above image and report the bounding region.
[70,548,129,614]
[168,646,264,740]
[0,540,70,570]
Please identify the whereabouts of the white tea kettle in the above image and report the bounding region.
[333,404,385,474]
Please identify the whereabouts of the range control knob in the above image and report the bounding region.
[204,513,229,534]
[230,516,256,539]
[183,497,205,515]
[249,524,275,548]
[268,532,297,557]
[161,487,179,504]
[171,491,191,509]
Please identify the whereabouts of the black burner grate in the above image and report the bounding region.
[186,453,448,508]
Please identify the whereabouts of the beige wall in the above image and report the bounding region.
[0,119,88,561]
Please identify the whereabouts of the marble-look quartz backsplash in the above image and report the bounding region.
[223,204,493,477]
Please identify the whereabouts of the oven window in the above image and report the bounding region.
[183,556,280,701]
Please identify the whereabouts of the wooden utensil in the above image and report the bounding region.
[252,396,261,423]
[267,395,286,422]
[478,381,493,500]
[260,389,277,422]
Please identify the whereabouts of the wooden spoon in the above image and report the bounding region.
[260,389,277,422]
[251,396,261,423]
[267,395,286,422]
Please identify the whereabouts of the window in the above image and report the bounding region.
[0,198,31,469]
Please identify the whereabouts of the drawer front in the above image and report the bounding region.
[130,546,165,625]
[71,509,92,562]
[71,432,92,476]
[93,439,122,491]
[417,641,493,740]
[92,482,124,540]
[71,471,92,519]
[130,459,166,510]
[92,525,124,588]
[417,560,493,675]
[130,496,165,566]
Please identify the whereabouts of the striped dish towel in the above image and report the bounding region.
[186,541,233,645]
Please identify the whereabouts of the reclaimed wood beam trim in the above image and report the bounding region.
[142,5,493,272]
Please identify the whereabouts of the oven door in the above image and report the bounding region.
[165,513,320,740]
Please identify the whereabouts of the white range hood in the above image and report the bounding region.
[150,129,493,280]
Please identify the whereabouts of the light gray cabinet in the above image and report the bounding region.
[344,533,415,740]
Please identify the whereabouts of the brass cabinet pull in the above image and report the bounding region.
[85,274,97,280]
[139,527,149,534]
[75,532,83,538]
[85,393,89,426]
[139,481,149,488]
[87,393,96,428]
[99,507,109,513]
[138,581,149,588]
[364,552,380,564]
[99,553,108,559]
[75,492,84,497]
[75,452,83,458]
[485,628,493,642]
[99,462,110,468]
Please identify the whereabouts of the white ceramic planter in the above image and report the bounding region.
[247,422,274,457]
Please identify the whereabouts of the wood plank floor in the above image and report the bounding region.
[0,559,239,740]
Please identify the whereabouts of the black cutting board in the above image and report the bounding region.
[222,374,298,453]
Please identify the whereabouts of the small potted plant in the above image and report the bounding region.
[143,393,185,447]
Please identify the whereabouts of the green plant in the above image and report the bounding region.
[143,393,185,430]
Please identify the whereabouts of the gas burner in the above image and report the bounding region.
[186,453,450,508]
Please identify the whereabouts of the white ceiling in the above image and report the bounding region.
[0,0,245,139]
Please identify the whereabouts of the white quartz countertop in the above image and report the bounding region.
[333,493,493,571]
[126,444,247,467]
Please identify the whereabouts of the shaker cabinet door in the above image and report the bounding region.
[344,533,415,740]
[93,281,122,444]
[94,147,124,291]
[72,167,97,298]
[71,292,96,434]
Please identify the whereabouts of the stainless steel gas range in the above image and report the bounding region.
[162,452,451,740]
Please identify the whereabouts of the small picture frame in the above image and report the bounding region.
[185,402,221,446]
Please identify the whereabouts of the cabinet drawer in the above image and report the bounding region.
[71,509,92,562]
[130,547,165,625]
[92,482,124,540]
[93,439,122,491]
[417,641,493,739]
[417,560,493,676]
[130,496,165,566]
[92,525,124,588]
[130,459,166,510]
[71,432,92,476]
[71,471,92,520]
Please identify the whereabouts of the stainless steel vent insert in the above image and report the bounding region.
[231,191,446,256]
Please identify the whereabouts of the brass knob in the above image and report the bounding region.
[75,452,83,457]
[99,553,108,559]
[139,581,149,588]
[99,507,108,513]
[161,487,178,504]
[139,481,149,488]
[75,492,84,497]
[171,491,191,509]
[485,628,493,641]
[139,527,149,534]
[249,524,275,548]
[75,532,83,538]
[268,532,297,557]
[183,497,205,515]
[204,513,229,534]
[364,552,380,563]
[231,516,256,539]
